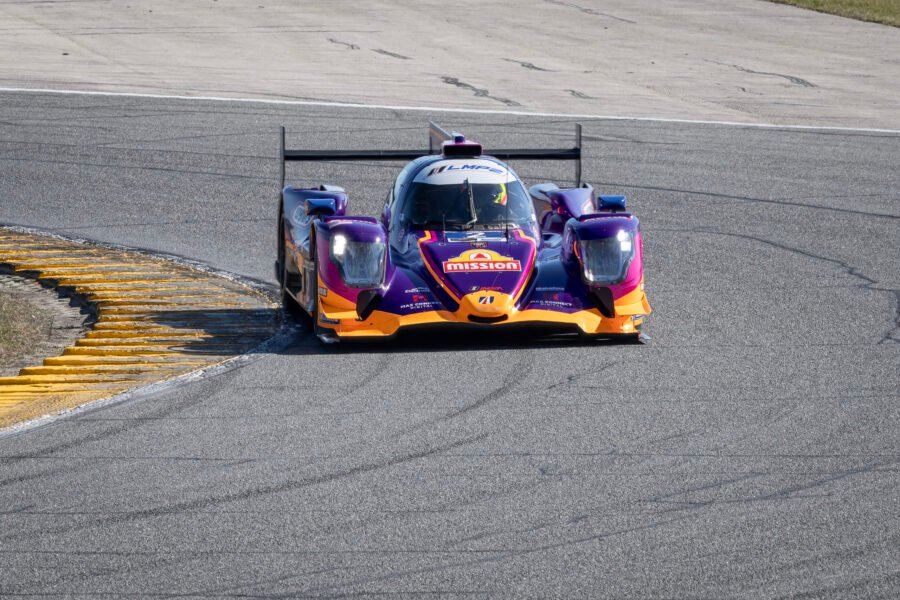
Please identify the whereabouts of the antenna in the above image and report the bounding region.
[504,160,511,240]
[575,123,582,187]
[279,125,286,191]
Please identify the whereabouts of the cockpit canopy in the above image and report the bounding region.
[395,158,535,231]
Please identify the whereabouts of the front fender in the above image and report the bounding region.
[563,214,644,302]
[313,218,390,305]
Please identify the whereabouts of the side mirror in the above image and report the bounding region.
[597,195,626,213]
[380,189,393,226]
[305,198,337,217]
[549,188,593,219]
[528,182,560,205]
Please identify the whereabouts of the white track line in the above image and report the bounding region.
[1,86,899,135]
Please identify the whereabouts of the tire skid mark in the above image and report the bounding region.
[397,352,534,438]
[567,89,594,100]
[0,432,490,539]
[706,60,816,88]
[440,77,522,107]
[647,459,896,516]
[503,58,553,72]
[692,228,899,345]
[296,515,693,597]
[543,0,637,24]
[372,49,410,60]
[594,180,899,219]
[0,228,279,430]
[15,369,244,457]
[732,64,815,88]
[327,38,359,50]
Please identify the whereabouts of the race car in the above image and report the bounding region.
[276,122,650,343]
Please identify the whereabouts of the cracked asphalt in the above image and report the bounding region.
[0,91,898,598]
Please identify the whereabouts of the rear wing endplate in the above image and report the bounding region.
[279,121,582,189]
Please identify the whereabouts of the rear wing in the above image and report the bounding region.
[279,121,582,189]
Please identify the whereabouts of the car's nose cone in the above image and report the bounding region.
[418,232,536,312]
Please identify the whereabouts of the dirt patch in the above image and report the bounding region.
[0,274,90,377]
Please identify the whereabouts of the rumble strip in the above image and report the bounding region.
[0,228,279,429]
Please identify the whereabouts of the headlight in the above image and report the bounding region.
[330,235,386,288]
[578,230,635,285]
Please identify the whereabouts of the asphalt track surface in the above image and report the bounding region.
[0,91,898,598]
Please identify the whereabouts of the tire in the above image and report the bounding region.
[308,249,338,342]
[618,332,649,344]
[309,249,320,323]
[586,332,647,345]
[278,218,302,315]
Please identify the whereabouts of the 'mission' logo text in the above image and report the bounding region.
[441,250,521,273]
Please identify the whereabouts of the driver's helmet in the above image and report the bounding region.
[475,181,509,221]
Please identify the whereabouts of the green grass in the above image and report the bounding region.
[769,0,900,27]
[0,292,50,368]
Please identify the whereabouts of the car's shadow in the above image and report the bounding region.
[136,306,642,359]
[279,312,643,356]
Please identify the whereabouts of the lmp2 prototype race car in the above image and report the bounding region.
[276,122,650,343]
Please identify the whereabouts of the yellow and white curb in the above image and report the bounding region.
[0,228,280,429]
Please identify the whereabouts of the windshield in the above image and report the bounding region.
[400,180,534,230]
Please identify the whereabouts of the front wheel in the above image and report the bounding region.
[279,219,302,315]
[308,252,339,343]
[617,332,650,344]
[585,332,649,345]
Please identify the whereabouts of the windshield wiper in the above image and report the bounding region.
[464,177,478,230]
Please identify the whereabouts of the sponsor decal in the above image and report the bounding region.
[472,241,488,249]
[400,288,440,311]
[427,164,504,177]
[478,296,495,305]
[442,249,521,273]
[533,300,574,309]
[399,300,442,310]
[531,291,575,309]
[318,286,328,297]
[469,285,503,292]
[445,231,505,243]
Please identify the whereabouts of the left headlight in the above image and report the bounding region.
[330,234,386,288]
[578,229,635,285]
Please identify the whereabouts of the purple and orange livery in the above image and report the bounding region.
[276,122,651,342]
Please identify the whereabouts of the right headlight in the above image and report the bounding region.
[578,229,635,285]
[330,234,386,288]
